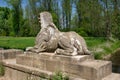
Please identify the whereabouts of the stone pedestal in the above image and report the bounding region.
[3,52,120,80]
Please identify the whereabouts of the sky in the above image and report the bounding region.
[0,0,27,9]
[0,0,8,7]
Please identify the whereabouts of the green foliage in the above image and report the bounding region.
[112,12,120,39]
[0,0,120,38]
[0,64,4,76]
[52,71,69,80]
[94,53,102,59]
[7,0,22,36]
[85,37,106,48]
[111,48,120,64]
[90,40,120,59]
[19,19,31,37]
[84,37,120,59]
[72,28,88,37]
[0,7,12,36]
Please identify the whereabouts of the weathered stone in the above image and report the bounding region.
[3,58,120,80]
[0,49,23,61]
[78,60,112,80]
[0,48,3,50]
[3,59,52,80]
[26,11,90,55]
[16,52,94,74]
[102,73,120,80]
[17,52,94,66]
[17,54,34,67]
[15,53,113,80]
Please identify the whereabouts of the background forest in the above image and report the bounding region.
[0,0,120,40]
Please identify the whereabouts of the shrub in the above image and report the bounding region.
[0,64,4,76]
[52,71,69,80]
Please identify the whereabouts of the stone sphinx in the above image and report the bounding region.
[26,12,90,56]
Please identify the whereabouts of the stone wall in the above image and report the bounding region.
[0,49,23,61]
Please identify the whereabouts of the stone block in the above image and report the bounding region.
[46,59,62,72]
[5,67,18,80]
[0,49,23,61]
[62,63,80,75]
[16,54,34,67]
[55,60,112,80]
[17,54,46,70]
[78,60,112,80]
[32,57,46,70]
[102,73,120,80]
[3,59,52,80]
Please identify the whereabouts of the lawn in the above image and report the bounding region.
[0,37,35,50]
[0,36,120,59]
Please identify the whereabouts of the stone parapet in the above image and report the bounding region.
[0,49,23,61]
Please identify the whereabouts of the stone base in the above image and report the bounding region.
[3,52,117,80]
[16,52,112,80]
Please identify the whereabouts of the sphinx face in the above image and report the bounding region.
[39,12,53,29]
[39,13,47,29]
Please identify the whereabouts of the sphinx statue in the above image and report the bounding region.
[26,11,91,56]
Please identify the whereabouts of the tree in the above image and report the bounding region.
[5,0,23,36]
[74,0,105,37]
[112,0,120,39]
[0,7,12,36]
[61,0,73,30]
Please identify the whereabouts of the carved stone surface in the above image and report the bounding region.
[26,11,90,56]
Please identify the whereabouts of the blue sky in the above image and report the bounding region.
[0,0,27,9]
[0,0,8,7]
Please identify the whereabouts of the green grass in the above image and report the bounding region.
[85,37,106,48]
[0,37,35,50]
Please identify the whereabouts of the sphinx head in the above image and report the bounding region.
[38,12,53,29]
